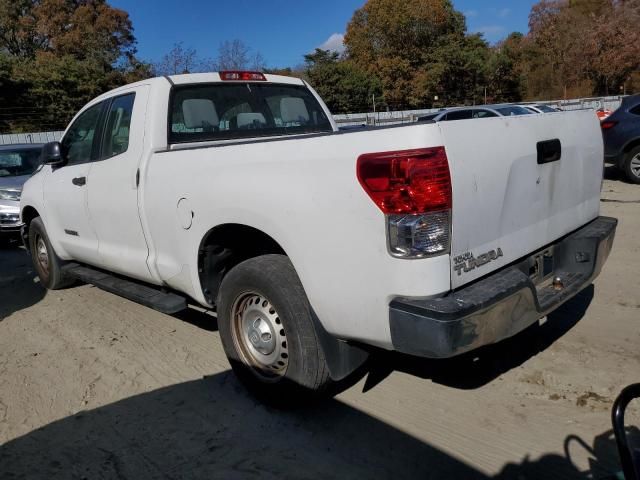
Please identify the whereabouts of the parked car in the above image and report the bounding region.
[601,94,640,183]
[0,143,43,245]
[416,104,532,122]
[522,103,561,114]
[20,72,616,403]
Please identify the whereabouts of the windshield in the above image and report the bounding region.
[0,148,42,177]
[169,83,333,144]
[495,106,532,116]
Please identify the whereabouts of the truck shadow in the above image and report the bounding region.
[0,245,46,321]
[0,371,628,480]
[365,285,594,391]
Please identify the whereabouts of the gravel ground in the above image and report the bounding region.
[1,169,639,479]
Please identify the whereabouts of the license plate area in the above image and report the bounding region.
[527,247,554,286]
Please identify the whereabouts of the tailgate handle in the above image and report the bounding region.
[537,139,562,165]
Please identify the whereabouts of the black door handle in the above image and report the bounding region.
[72,176,86,186]
[537,139,562,164]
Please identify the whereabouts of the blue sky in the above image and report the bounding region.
[110,0,538,68]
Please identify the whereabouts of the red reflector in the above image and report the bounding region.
[357,147,452,214]
[600,120,618,130]
[220,71,267,81]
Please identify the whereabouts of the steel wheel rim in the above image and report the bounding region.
[231,291,289,381]
[630,154,640,178]
[35,234,49,276]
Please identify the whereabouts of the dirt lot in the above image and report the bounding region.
[1,169,639,479]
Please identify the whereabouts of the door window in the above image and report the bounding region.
[101,93,135,159]
[61,102,103,165]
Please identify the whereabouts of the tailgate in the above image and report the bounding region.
[440,110,603,289]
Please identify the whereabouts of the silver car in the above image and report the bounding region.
[0,143,43,245]
[416,104,533,122]
[521,103,562,114]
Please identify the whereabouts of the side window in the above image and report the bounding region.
[473,110,498,119]
[629,104,640,116]
[61,102,103,166]
[444,110,472,121]
[101,93,135,159]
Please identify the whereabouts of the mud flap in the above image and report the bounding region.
[310,310,369,382]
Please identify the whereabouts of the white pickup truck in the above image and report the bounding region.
[20,71,617,401]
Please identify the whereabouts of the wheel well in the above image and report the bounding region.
[198,224,286,305]
[623,138,640,154]
[21,205,40,233]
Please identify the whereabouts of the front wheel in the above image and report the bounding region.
[28,217,73,290]
[217,254,332,404]
[622,146,640,184]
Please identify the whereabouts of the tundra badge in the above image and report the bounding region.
[453,248,504,276]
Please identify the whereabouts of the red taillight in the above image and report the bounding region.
[356,147,452,214]
[601,120,618,130]
[220,71,267,81]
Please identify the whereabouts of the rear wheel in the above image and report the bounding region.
[28,217,72,290]
[217,254,331,404]
[622,146,640,184]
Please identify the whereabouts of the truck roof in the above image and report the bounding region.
[93,72,305,103]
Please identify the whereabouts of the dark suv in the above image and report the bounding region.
[602,94,640,183]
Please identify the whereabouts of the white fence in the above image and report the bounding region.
[0,131,63,146]
[0,95,625,143]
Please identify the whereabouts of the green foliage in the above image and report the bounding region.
[304,49,381,113]
[0,0,150,133]
[339,0,518,109]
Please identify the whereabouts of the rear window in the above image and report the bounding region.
[169,83,333,144]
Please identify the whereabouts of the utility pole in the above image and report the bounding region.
[484,87,487,105]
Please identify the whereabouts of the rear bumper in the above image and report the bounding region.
[389,216,617,358]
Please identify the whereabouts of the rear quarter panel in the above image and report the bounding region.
[143,125,451,349]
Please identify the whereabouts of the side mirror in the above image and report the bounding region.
[42,141,66,167]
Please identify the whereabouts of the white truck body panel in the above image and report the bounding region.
[144,124,451,348]
[87,84,153,282]
[441,111,602,288]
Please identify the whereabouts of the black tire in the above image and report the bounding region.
[28,217,73,290]
[622,146,640,184]
[217,254,332,404]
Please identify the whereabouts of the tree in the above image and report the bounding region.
[216,39,249,70]
[523,0,640,98]
[304,49,381,113]
[344,0,486,108]
[0,0,149,132]
[486,33,525,102]
[155,42,201,75]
